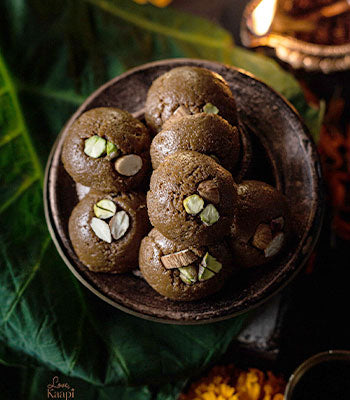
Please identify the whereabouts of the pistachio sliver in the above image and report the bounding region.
[90,217,112,243]
[106,141,120,159]
[203,103,219,114]
[201,252,222,273]
[93,199,116,219]
[179,265,197,285]
[183,194,204,215]
[200,204,220,226]
[198,265,215,281]
[109,210,130,240]
[84,135,106,158]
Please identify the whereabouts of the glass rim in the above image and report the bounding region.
[284,350,350,399]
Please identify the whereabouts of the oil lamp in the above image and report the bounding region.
[241,0,350,73]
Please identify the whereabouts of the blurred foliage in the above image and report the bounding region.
[133,0,173,7]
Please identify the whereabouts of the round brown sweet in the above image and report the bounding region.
[150,113,241,173]
[69,190,150,273]
[139,229,235,301]
[145,66,238,134]
[62,107,151,192]
[229,180,290,268]
[147,151,237,247]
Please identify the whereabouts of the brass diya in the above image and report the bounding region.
[241,0,350,73]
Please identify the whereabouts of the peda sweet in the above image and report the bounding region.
[145,66,238,134]
[62,107,151,192]
[229,180,290,268]
[69,190,150,273]
[147,151,237,247]
[150,113,241,174]
[139,229,235,301]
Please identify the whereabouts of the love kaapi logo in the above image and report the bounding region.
[47,376,75,399]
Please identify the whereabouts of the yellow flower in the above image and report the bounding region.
[180,364,286,400]
[220,383,235,398]
[133,0,173,7]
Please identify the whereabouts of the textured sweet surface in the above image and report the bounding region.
[139,229,235,301]
[62,107,151,192]
[145,66,238,133]
[150,113,241,173]
[229,180,291,269]
[69,190,150,273]
[147,150,237,246]
[48,59,322,322]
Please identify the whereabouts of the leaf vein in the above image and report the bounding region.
[0,86,10,96]
[0,174,40,215]
[0,53,43,183]
[1,236,51,324]
[16,81,86,106]
[0,127,22,148]
[86,0,233,49]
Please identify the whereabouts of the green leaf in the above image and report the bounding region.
[0,362,187,399]
[0,0,322,398]
[0,34,247,392]
[0,364,154,400]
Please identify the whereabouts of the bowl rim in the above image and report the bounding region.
[284,350,350,399]
[44,58,324,324]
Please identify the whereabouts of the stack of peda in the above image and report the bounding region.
[62,66,291,301]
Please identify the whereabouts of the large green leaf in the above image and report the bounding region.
[0,364,185,400]
[0,0,322,398]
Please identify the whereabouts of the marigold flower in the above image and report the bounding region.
[180,364,286,400]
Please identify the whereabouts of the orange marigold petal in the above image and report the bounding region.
[272,394,284,400]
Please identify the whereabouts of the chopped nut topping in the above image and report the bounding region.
[115,154,142,176]
[161,249,198,269]
[93,199,116,219]
[252,223,273,250]
[203,103,219,114]
[109,211,130,240]
[197,180,220,204]
[84,136,106,158]
[198,265,215,281]
[106,141,120,160]
[183,194,204,215]
[90,217,112,243]
[264,233,285,258]
[201,252,222,273]
[198,252,222,281]
[179,265,197,285]
[200,204,220,226]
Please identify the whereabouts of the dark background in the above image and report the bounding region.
[174,0,350,378]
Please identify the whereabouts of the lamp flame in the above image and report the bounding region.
[249,0,277,36]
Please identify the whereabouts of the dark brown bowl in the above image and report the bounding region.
[44,58,324,324]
